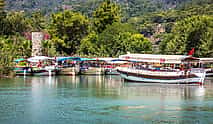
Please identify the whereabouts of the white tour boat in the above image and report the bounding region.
[28,56,58,76]
[199,58,213,77]
[117,54,206,85]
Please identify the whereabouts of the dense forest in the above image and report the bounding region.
[0,0,213,76]
[4,0,204,16]
[4,0,209,15]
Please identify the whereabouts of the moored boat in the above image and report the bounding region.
[117,54,206,85]
[199,58,213,77]
[100,58,129,75]
[56,57,81,76]
[79,58,105,75]
[14,58,33,76]
[27,56,58,76]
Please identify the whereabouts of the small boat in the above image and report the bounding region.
[56,57,81,76]
[199,58,213,77]
[14,58,33,76]
[27,56,58,76]
[99,58,129,75]
[79,58,105,75]
[205,69,213,77]
[117,54,206,85]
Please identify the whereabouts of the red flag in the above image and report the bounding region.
[188,48,195,56]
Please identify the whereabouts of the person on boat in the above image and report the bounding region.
[180,64,184,71]
[37,60,42,68]
[55,61,58,67]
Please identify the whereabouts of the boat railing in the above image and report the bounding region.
[44,65,56,71]
[190,68,205,73]
[128,66,180,72]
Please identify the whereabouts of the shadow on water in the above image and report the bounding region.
[0,76,213,124]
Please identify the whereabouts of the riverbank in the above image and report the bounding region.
[0,67,15,78]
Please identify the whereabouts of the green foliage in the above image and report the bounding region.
[0,11,47,36]
[113,32,152,56]
[0,0,6,30]
[160,15,213,57]
[128,3,213,37]
[78,32,99,56]
[93,0,121,33]
[0,36,31,57]
[28,11,47,32]
[122,0,160,19]
[0,0,4,10]
[98,22,152,57]
[49,10,90,55]
[0,36,31,76]
[77,22,152,57]
[5,0,61,15]
[64,0,102,17]
[42,39,58,57]
[0,12,29,35]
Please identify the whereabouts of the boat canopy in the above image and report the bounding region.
[199,58,213,63]
[107,60,129,64]
[96,58,128,63]
[14,58,26,63]
[56,57,81,62]
[27,56,54,62]
[97,58,116,61]
[119,54,199,64]
[79,58,97,61]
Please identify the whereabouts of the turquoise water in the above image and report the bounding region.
[0,76,213,124]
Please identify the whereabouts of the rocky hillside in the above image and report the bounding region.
[4,0,196,15]
[5,0,63,14]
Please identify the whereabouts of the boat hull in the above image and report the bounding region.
[15,71,32,76]
[80,67,104,75]
[206,73,213,77]
[14,67,33,76]
[32,66,57,76]
[104,68,119,75]
[205,69,213,77]
[117,68,205,85]
[58,67,77,76]
[33,70,56,76]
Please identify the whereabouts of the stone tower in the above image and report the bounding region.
[31,32,43,56]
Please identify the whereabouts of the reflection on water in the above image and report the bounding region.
[0,76,213,124]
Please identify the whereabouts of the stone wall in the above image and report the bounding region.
[31,32,43,56]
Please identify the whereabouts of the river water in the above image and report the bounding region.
[0,76,213,124]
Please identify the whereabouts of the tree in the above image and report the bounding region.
[42,39,58,56]
[77,32,99,56]
[122,0,159,18]
[28,11,47,32]
[0,0,4,12]
[49,10,90,55]
[121,33,153,54]
[93,0,121,33]
[0,35,31,75]
[0,12,29,35]
[98,22,152,57]
[0,0,6,32]
[160,15,213,57]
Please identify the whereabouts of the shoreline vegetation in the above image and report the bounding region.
[0,0,212,77]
